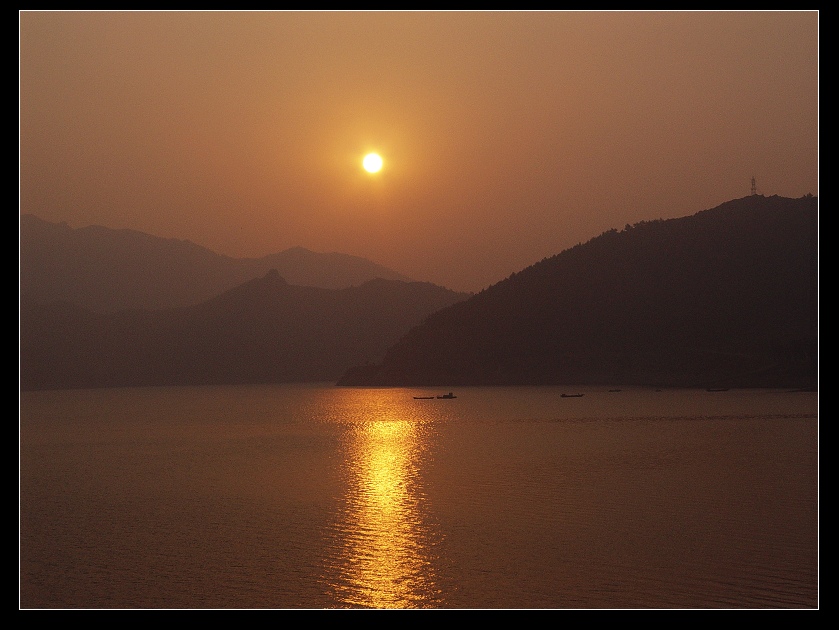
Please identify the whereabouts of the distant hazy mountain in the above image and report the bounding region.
[20,272,470,391]
[339,195,818,389]
[19,214,413,313]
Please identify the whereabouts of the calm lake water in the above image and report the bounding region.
[19,384,818,609]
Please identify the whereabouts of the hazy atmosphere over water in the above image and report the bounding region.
[19,11,818,293]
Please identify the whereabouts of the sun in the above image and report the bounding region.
[363,152,383,173]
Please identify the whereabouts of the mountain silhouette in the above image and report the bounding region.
[338,195,818,389]
[20,271,469,391]
[20,214,413,313]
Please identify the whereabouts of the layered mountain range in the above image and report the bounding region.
[19,215,469,390]
[20,194,818,391]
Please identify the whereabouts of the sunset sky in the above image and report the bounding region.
[19,11,818,293]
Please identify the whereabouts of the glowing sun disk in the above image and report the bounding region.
[363,153,383,173]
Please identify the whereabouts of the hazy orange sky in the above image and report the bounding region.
[19,11,818,293]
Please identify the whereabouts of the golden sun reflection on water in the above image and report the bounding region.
[323,391,443,609]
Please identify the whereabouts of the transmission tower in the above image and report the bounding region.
[751,176,757,195]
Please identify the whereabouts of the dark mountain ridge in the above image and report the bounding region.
[339,194,818,389]
[20,271,469,391]
[19,214,412,313]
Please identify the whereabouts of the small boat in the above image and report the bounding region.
[413,396,435,400]
[436,392,457,399]
[561,393,584,398]
[705,387,730,392]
